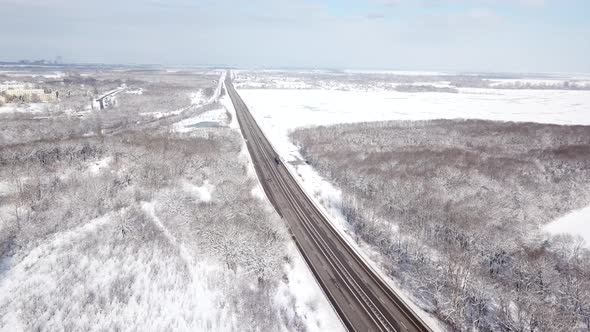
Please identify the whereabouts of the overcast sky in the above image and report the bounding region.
[0,0,588,73]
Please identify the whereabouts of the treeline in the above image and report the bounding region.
[394,84,458,93]
[491,81,590,91]
[235,71,590,92]
[291,119,590,331]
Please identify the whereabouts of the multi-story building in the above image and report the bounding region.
[0,81,30,92]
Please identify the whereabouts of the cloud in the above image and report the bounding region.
[517,0,547,7]
[366,13,386,19]
[371,0,549,8]
[0,0,587,72]
[466,7,500,22]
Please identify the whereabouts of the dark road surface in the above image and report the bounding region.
[226,74,432,332]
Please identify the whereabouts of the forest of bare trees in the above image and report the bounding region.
[0,71,315,331]
[292,119,590,331]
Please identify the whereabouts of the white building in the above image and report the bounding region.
[0,81,29,92]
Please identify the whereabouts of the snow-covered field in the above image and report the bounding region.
[172,107,229,133]
[140,109,185,119]
[239,88,590,130]
[237,76,590,324]
[0,103,49,114]
[488,78,590,88]
[545,205,590,248]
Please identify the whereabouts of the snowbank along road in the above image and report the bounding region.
[225,73,432,332]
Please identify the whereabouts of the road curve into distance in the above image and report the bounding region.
[225,73,433,332]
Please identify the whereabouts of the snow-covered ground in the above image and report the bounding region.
[140,109,185,119]
[237,78,590,326]
[238,88,590,129]
[189,90,207,105]
[342,69,451,76]
[88,157,112,175]
[171,81,241,134]
[181,180,214,202]
[190,71,226,106]
[125,88,143,95]
[0,103,49,114]
[96,87,126,100]
[545,205,590,248]
[172,107,229,133]
[275,243,345,332]
[219,91,240,130]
